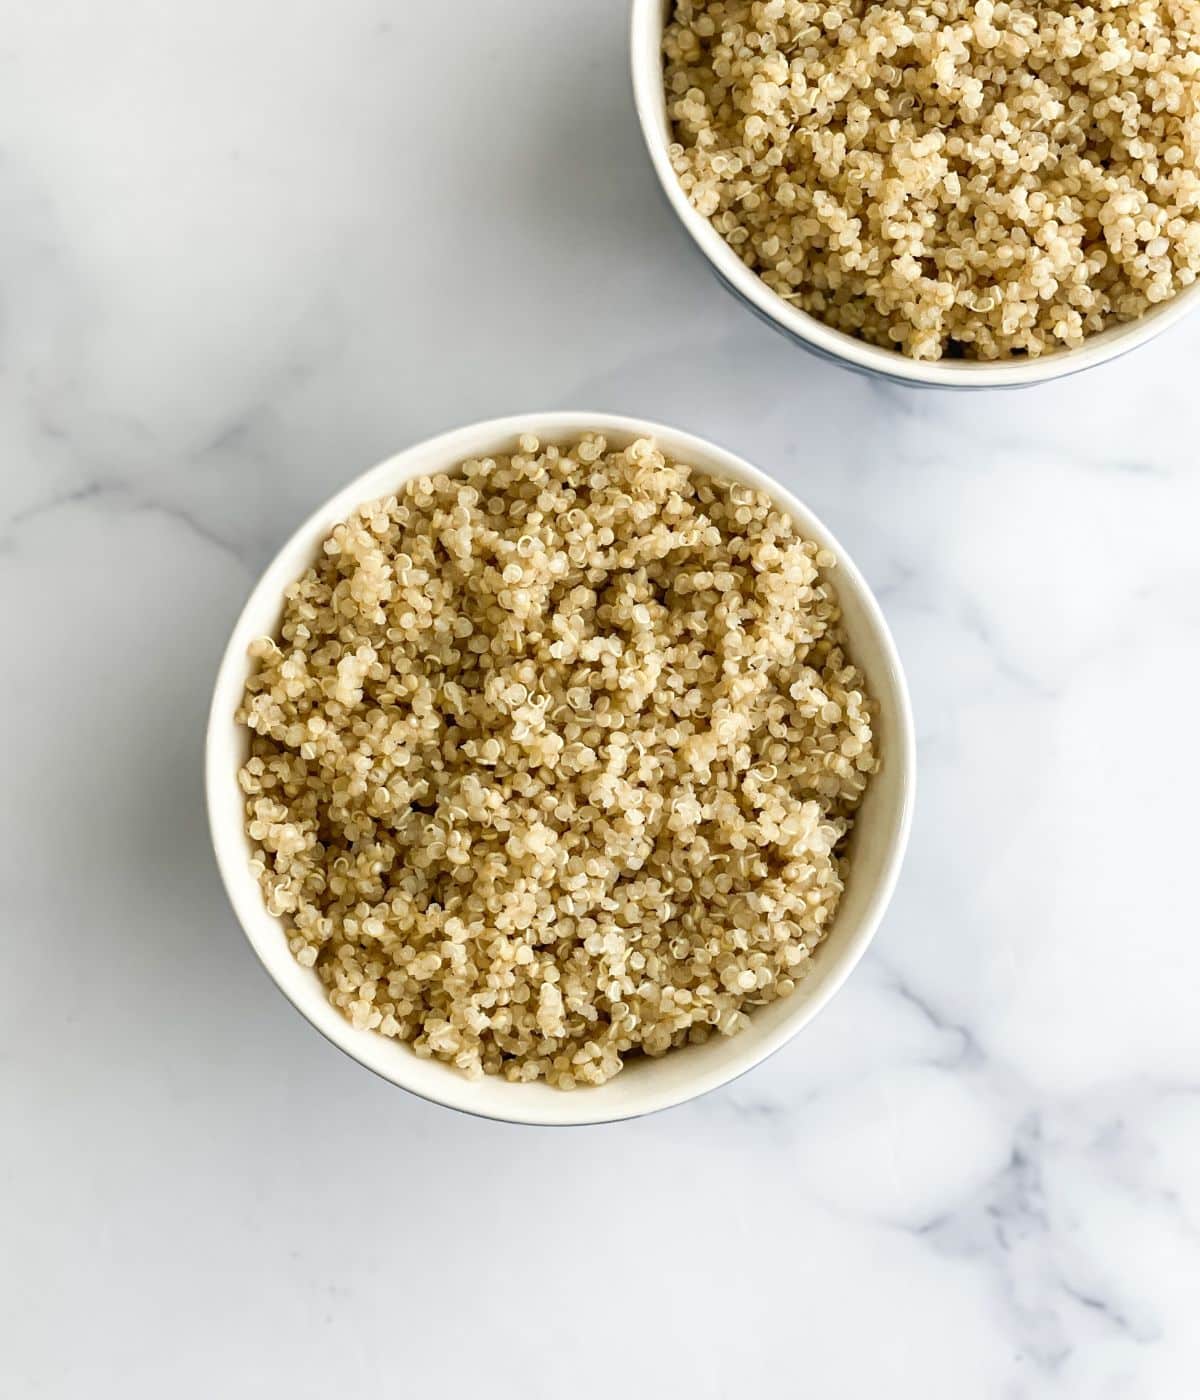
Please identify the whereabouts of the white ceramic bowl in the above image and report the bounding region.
[207,412,915,1124]
[631,0,1200,388]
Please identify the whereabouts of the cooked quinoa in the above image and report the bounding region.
[238,434,877,1088]
[663,0,1200,360]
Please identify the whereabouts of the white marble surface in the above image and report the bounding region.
[3,3,1200,1396]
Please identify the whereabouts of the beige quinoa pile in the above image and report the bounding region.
[238,434,877,1088]
[664,0,1200,359]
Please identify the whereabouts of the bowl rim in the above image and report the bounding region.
[629,0,1200,388]
[206,411,916,1124]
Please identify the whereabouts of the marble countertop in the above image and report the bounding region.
[3,3,1199,1396]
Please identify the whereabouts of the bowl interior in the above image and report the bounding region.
[207,413,914,1123]
[631,0,1200,388]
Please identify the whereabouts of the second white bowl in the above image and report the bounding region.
[206,412,915,1124]
[630,0,1200,388]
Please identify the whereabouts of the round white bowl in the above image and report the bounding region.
[206,412,915,1124]
[631,0,1200,389]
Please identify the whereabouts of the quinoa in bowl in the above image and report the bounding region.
[650,0,1200,366]
[236,432,878,1090]
[208,414,913,1122]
